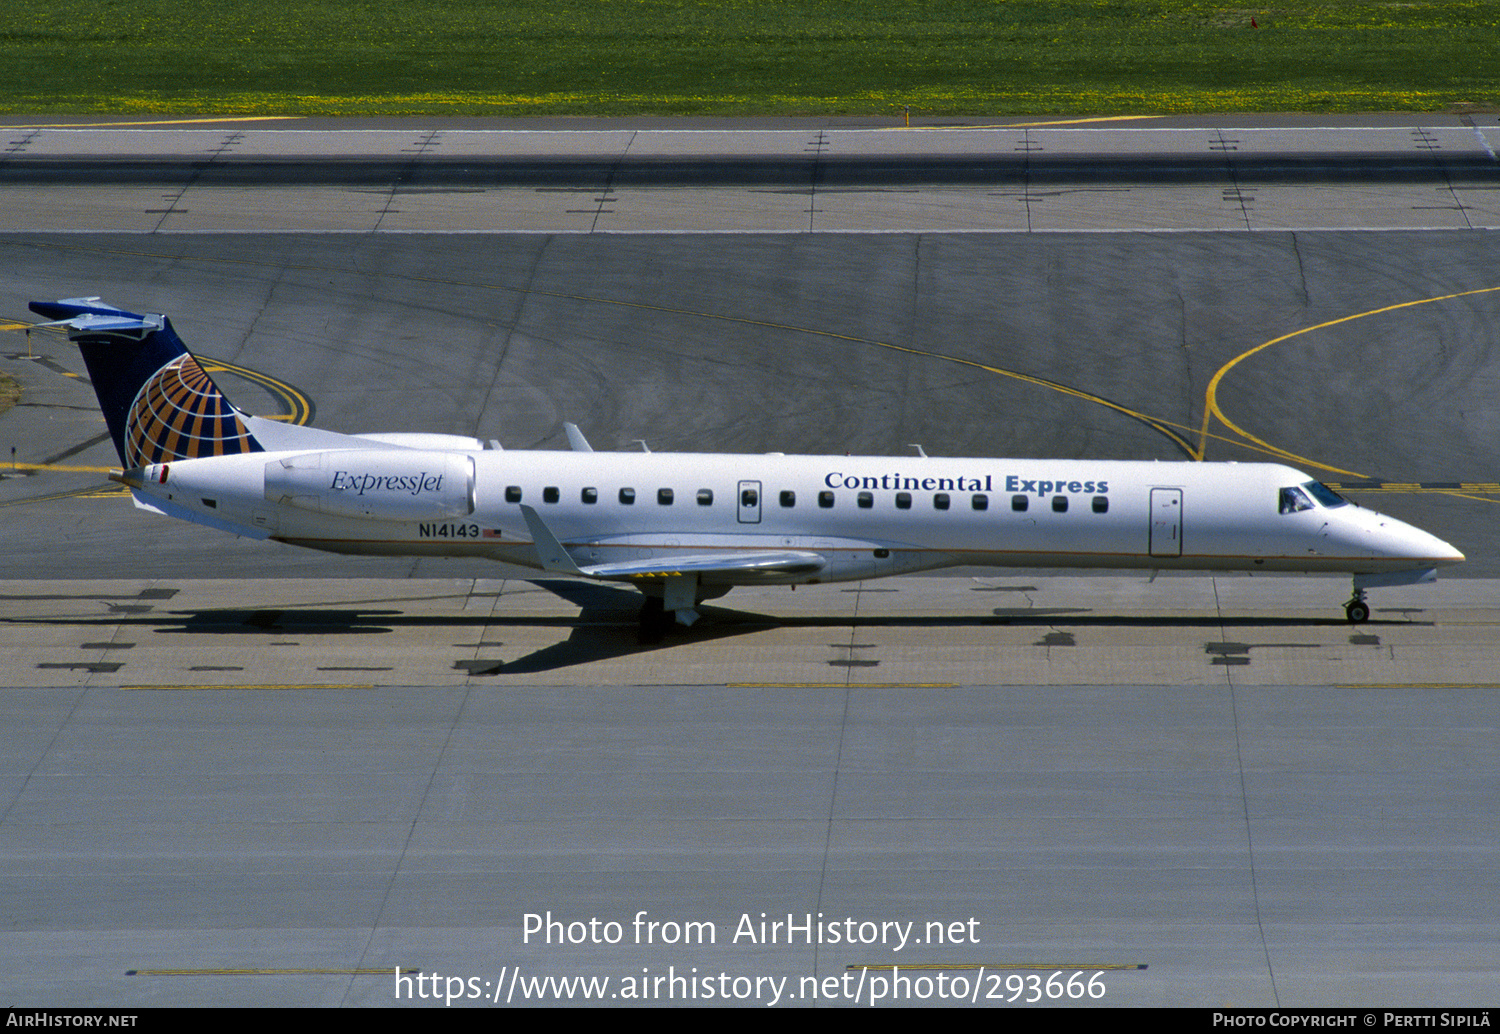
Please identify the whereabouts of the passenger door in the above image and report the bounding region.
[1149,488,1182,558]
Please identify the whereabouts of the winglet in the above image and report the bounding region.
[519,504,585,575]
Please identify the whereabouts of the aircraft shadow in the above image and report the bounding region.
[5,578,1430,675]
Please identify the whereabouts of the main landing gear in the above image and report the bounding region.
[637,583,728,644]
[638,597,671,644]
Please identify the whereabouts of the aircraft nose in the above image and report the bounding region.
[1435,539,1465,566]
[1339,507,1463,567]
[1387,518,1463,567]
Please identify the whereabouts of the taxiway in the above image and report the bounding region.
[1,116,1497,1007]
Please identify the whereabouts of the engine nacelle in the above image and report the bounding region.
[265,450,475,522]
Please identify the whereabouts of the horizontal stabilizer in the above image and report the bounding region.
[33,312,160,333]
[30,299,161,335]
[29,297,140,321]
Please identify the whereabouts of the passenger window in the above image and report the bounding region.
[619,488,636,505]
[1052,495,1068,513]
[696,489,712,506]
[1092,495,1108,514]
[780,490,796,508]
[934,493,950,510]
[658,488,674,505]
[741,487,758,508]
[972,493,988,511]
[1011,495,1028,512]
[858,491,874,509]
[582,487,598,504]
[895,492,911,510]
[818,491,835,509]
[543,486,559,504]
[505,486,522,503]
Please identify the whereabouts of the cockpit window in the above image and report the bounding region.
[1303,481,1348,508]
[1279,486,1314,514]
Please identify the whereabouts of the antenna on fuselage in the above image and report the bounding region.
[563,422,594,453]
[909,444,928,457]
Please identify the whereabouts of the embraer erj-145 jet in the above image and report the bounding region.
[30,297,1463,633]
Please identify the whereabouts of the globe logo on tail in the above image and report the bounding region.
[124,354,260,467]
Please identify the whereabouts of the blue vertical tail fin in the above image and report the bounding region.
[29,298,263,468]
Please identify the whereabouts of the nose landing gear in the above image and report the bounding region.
[1345,567,1441,624]
[1344,588,1370,624]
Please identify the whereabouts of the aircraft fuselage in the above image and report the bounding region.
[127,448,1462,585]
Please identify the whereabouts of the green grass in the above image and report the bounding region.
[0,373,19,418]
[2,1,1497,116]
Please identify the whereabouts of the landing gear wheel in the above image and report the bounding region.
[638,596,669,644]
[1344,599,1370,624]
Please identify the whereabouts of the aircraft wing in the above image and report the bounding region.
[520,504,825,583]
[578,551,828,581]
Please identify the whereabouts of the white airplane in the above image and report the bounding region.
[29,297,1463,634]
